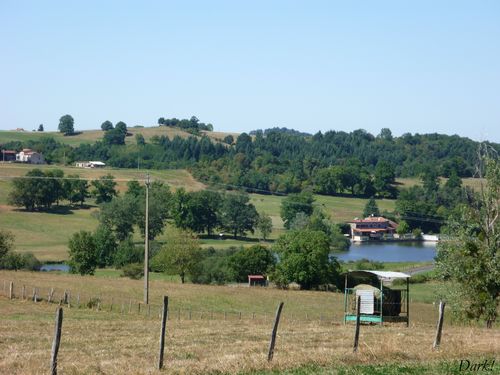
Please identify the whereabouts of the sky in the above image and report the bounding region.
[1,1,499,142]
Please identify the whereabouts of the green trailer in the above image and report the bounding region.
[343,270,411,326]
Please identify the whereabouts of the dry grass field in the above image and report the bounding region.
[0,270,498,374]
[0,126,236,147]
[396,177,486,191]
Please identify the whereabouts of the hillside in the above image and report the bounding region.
[0,126,210,146]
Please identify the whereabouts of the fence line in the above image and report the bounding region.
[0,279,342,323]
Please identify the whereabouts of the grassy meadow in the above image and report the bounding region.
[0,164,206,260]
[0,270,498,375]
[1,163,398,261]
[0,126,235,146]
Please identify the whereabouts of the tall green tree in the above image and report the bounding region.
[220,193,259,237]
[363,197,380,218]
[93,225,117,267]
[272,229,340,289]
[373,161,396,198]
[115,121,128,135]
[181,190,222,235]
[68,231,98,275]
[280,192,314,229]
[152,228,202,283]
[103,128,126,145]
[91,174,117,203]
[256,212,273,240]
[64,175,90,206]
[58,114,74,135]
[436,156,500,328]
[99,195,138,241]
[101,120,113,131]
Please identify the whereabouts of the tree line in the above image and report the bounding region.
[3,120,498,198]
[8,170,117,210]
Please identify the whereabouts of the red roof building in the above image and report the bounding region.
[348,216,398,242]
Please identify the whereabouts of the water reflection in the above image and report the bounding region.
[335,241,437,262]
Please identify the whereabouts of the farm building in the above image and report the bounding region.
[348,216,398,242]
[1,150,17,162]
[15,149,45,164]
[75,161,106,168]
[248,275,268,287]
[343,270,410,326]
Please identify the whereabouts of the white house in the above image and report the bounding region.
[16,149,45,164]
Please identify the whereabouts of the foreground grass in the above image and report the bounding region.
[247,360,499,375]
[0,297,497,375]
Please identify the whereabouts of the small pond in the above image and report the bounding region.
[40,264,70,272]
[335,241,437,263]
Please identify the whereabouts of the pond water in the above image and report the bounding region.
[40,264,70,272]
[335,241,437,263]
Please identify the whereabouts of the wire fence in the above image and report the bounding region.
[0,279,342,323]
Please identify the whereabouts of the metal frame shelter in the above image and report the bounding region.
[343,270,410,326]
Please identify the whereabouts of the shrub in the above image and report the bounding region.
[121,263,144,280]
[0,251,41,271]
[87,297,101,309]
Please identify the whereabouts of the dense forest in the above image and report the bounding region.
[2,121,499,199]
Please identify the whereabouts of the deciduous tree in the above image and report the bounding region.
[152,228,202,283]
[436,155,500,328]
[58,114,74,135]
[68,231,98,275]
[272,229,340,289]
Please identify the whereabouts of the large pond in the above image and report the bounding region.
[335,241,437,263]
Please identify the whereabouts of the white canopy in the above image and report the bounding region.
[359,270,411,280]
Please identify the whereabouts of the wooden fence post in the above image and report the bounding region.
[9,282,13,300]
[157,296,169,370]
[267,302,284,361]
[353,296,361,353]
[433,300,446,349]
[76,294,80,308]
[48,288,54,303]
[50,307,63,375]
[22,285,26,300]
[110,298,114,312]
